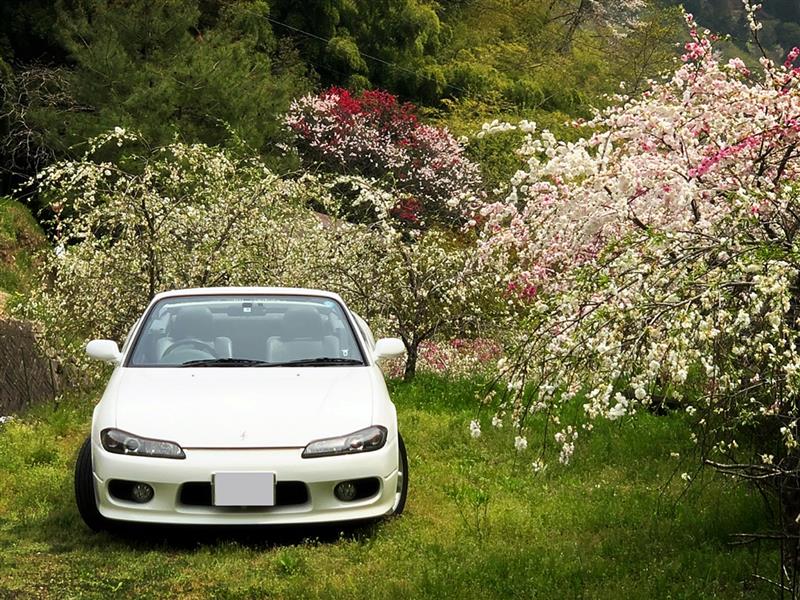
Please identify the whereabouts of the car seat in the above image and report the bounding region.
[265,307,340,363]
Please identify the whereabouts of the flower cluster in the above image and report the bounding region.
[285,87,483,225]
[476,8,800,291]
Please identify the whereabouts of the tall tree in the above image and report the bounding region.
[1,0,310,196]
[271,0,445,102]
[56,0,309,152]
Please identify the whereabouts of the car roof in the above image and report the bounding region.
[151,287,346,304]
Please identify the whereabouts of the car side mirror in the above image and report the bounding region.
[374,338,405,363]
[86,339,122,364]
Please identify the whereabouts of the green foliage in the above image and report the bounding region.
[438,0,680,113]
[0,196,46,294]
[0,374,777,598]
[57,0,308,152]
[272,0,444,102]
[1,0,309,191]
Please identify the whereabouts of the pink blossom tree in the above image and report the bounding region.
[473,7,800,586]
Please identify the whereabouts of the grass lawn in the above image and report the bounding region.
[0,374,779,599]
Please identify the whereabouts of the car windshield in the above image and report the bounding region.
[127,294,365,367]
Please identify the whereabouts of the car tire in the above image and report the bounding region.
[74,436,108,532]
[388,433,409,516]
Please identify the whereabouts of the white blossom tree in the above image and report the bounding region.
[21,129,322,366]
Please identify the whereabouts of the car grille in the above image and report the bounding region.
[179,481,309,507]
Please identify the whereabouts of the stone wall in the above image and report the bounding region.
[0,318,61,414]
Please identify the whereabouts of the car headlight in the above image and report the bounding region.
[101,428,186,459]
[302,426,388,458]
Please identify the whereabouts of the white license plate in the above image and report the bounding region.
[212,472,276,506]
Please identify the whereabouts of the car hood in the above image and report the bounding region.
[109,367,375,448]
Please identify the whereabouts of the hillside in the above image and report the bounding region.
[662,0,800,58]
[0,197,45,307]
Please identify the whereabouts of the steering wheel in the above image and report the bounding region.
[160,339,217,360]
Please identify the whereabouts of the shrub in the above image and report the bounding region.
[285,87,483,226]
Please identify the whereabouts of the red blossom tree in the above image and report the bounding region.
[285,87,482,226]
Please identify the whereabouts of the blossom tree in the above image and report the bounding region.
[21,129,322,367]
[473,6,800,582]
[284,88,505,379]
[299,174,507,379]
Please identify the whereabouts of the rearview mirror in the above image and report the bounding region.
[374,338,405,363]
[86,339,122,364]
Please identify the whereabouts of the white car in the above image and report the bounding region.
[74,287,408,530]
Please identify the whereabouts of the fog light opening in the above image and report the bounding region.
[131,482,154,503]
[334,481,358,502]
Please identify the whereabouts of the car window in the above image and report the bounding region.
[127,295,365,367]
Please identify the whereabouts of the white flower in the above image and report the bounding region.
[514,435,528,452]
[469,420,481,439]
[491,415,504,428]
[558,442,575,465]
[608,403,627,420]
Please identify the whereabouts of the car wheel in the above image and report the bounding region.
[74,436,108,532]
[388,433,408,516]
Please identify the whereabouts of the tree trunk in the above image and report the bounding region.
[403,341,419,381]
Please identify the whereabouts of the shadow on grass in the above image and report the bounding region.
[10,501,384,554]
[102,518,383,549]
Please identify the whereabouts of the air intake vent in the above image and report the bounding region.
[179,481,308,507]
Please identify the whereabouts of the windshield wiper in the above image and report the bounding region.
[181,358,271,367]
[256,357,365,367]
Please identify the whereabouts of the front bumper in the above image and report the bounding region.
[91,436,399,525]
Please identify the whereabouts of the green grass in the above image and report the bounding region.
[0,374,779,599]
[0,196,46,296]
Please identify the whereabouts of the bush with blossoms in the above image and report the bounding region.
[472,6,800,571]
[20,129,323,371]
[284,87,482,225]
